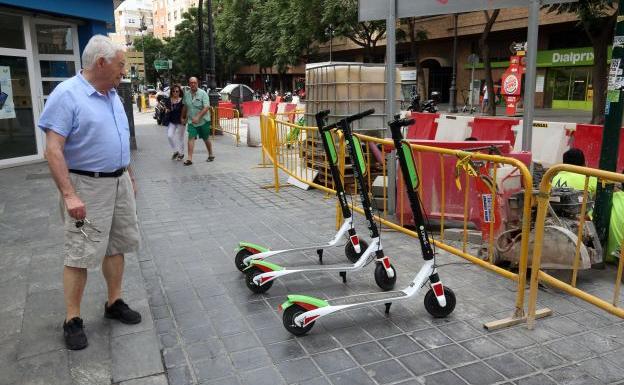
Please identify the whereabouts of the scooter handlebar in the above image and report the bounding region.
[319,109,376,132]
[389,118,415,128]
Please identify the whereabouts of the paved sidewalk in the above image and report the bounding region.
[1,110,623,385]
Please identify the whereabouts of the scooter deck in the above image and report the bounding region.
[329,291,407,306]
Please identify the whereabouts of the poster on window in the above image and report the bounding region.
[0,66,15,119]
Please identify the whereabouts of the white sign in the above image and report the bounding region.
[359,0,578,21]
[536,75,545,92]
[0,66,15,120]
[400,70,417,81]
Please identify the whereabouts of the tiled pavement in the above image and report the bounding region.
[1,110,624,385]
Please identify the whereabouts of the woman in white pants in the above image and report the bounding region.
[166,84,185,160]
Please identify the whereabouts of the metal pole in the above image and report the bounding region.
[521,0,539,151]
[386,0,397,215]
[207,0,216,88]
[197,0,205,80]
[594,3,624,253]
[470,63,475,107]
[449,14,458,113]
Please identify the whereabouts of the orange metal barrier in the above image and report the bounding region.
[212,107,240,146]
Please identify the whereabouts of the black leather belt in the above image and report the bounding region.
[69,168,126,178]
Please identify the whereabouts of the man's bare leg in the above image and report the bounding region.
[64,266,87,321]
[102,253,124,305]
[187,138,196,162]
[204,139,213,158]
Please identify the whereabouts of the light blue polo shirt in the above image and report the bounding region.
[38,73,130,172]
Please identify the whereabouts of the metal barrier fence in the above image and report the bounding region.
[527,165,624,328]
[261,115,551,330]
[212,107,240,146]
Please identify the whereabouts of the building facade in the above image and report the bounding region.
[152,0,199,39]
[0,0,115,168]
[110,0,154,46]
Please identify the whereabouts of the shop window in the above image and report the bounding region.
[0,14,25,50]
[36,25,74,55]
[40,61,76,78]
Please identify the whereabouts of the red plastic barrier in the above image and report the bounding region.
[470,117,519,146]
[283,103,297,122]
[269,102,279,114]
[573,124,624,171]
[395,140,527,233]
[406,112,439,140]
[242,101,263,116]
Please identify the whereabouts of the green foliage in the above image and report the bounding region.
[133,35,165,84]
[322,0,386,61]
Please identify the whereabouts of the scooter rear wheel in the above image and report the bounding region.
[424,286,456,318]
[235,249,254,272]
[283,304,315,336]
[344,239,369,263]
[245,267,273,294]
[374,263,397,291]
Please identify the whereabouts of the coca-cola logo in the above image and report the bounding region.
[504,74,519,95]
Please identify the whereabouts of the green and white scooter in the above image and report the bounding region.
[279,114,456,335]
[240,109,397,294]
[234,110,369,273]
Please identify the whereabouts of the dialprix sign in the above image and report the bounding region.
[465,47,611,69]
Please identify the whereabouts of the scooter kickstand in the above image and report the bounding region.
[339,271,347,283]
[317,249,323,264]
[384,303,392,314]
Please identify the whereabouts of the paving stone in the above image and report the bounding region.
[378,334,422,357]
[167,364,194,385]
[347,341,391,365]
[577,356,624,383]
[17,349,72,385]
[364,359,412,384]
[120,374,169,385]
[163,346,187,369]
[194,355,235,382]
[200,375,242,385]
[222,331,261,353]
[422,370,469,385]
[514,373,557,385]
[398,351,445,377]
[515,345,566,370]
[238,366,285,385]
[430,343,478,367]
[111,329,164,383]
[312,349,357,375]
[547,364,602,385]
[266,340,307,363]
[187,338,226,362]
[329,367,376,385]
[484,353,536,379]
[546,337,595,361]
[410,328,453,349]
[489,328,537,350]
[181,324,217,344]
[438,321,483,342]
[329,326,373,347]
[230,347,272,371]
[460,336,507,359]
[297,332,340,354]
[276,357,322,383]
[454,361,505,385]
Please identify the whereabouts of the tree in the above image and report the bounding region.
[398,18,428,99]
[134,35,165,84]
[479,9,500,116]
[214,0,254,81]
[322,0,386,63]
[165,7,202,80]
[544,1,617,124]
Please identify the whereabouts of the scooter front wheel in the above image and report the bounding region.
[424,286,456,318]
[235,249,254,272]
[344,239,369,263]
[374,263,397,291]
[283,304,315,336]
[245,267,273,294]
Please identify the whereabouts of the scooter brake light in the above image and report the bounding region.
[350,235,360,253]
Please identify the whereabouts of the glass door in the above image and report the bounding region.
[31,19,81,105]
[0,13,41,165]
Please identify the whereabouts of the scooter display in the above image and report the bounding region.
[279,115,455,335]
[234,110,369,273]
[240,109,397,294]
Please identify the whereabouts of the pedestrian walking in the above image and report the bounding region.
[166,84,185,160]
[182,76,214,165]
[38,35,142,351]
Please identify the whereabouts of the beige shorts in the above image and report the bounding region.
[60,171,140,269]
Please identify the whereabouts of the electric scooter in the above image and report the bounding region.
[234,110,369,273]
[279,115,456,335]
[241,110,397,294]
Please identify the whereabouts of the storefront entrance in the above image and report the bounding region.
[0,11,80,168]
[546,67,592,111]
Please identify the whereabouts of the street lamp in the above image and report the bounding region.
[325,24,334,62]
[449,13,458,113]
[139,16,148,91]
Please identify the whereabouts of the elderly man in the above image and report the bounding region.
[38,35,141,350]
[182,76,214,165]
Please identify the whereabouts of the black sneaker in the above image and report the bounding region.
[63,317,88,350]
[104,299,142,324]
[171,151,179,160]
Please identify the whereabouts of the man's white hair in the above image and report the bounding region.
[81,35,125,69]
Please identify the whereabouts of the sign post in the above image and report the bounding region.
[594,3,624,256]
[386,0,398,214]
